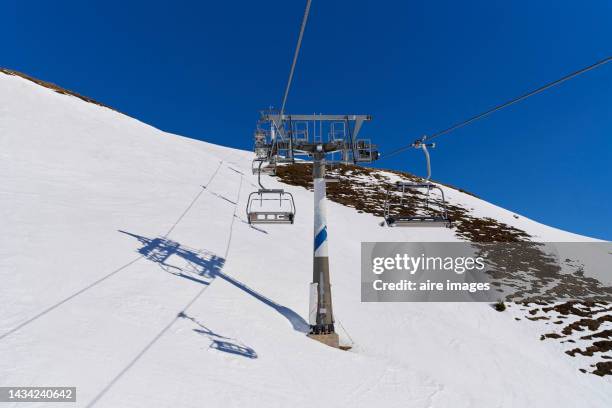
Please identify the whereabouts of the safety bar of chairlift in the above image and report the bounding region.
[246,190,295,208]
[430,185,449,220]
[385,183,448,218]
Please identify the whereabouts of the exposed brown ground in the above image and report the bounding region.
[276,163,612,375]
[275,163,612,303]
[1,68,116,111]
[526,301,612,376]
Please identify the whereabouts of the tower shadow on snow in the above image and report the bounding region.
[119,231,309,334]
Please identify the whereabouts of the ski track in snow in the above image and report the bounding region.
[0,255,143,341]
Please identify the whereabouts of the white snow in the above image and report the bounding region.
[1,72,610,408]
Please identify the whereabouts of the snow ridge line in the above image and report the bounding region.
[86,175,244,408]
[0,161,225,342]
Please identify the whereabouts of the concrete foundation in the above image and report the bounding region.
[307,332,339,348]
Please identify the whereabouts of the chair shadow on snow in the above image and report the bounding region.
[119,231,309,339]
[178,312,257,359]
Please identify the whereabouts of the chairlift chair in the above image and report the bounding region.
[251,158,275,175]
[353,139,379,163]
[383,141,451,228]
[293,121,309,142]
[247,161,296,224]
[329,121,346,141]
[253,128,269,158]
[254,128,267,145]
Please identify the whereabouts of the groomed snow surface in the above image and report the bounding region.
[1,72,610,407]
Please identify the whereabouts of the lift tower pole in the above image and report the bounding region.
[309,149,338,347]
[259,113,377,348]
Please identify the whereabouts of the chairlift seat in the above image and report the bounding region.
[246,188,296,225]
[395,181,433,190]
[385,215,451,228]
[252,166,275,175]
[248,211,294,224]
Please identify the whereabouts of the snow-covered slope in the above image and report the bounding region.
[1,71,610,408]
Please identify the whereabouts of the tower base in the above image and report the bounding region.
[307,332,339,348]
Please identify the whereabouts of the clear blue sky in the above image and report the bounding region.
[3,1,611,239]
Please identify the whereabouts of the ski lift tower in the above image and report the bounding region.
[261,112,378,348]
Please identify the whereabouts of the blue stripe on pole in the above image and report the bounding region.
[314,226,327,252]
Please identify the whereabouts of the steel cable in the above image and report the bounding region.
[380,56,611,159]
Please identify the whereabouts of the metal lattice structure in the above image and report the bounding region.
[249,111,379,345]
[253,112,379,170]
